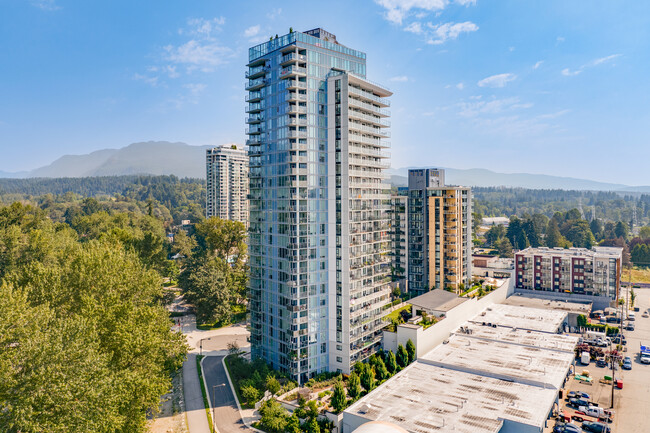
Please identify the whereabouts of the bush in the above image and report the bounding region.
[242,385,259,406]
[396,344,408,369]
[331,381,347,413]
[406,339,416,364]
[347,372,361,400]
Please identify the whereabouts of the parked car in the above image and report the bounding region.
[627,312,636,321]
[640,354,650,364]
[568,391,590,400]
[611,335,627,345]
[622,359,632,370]
[626,322,635,331]
[642,311,649,318]
[581,420,610,433]
[554,423,584,433]
[569,398,591,408]
[596,358,607,368]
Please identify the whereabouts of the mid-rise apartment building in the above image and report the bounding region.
[389,193,408,290]
[408,169,472,296]
[206,145,249,224]
[515,246,622,299]
[246,28,392,382]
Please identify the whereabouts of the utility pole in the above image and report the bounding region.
[212,385,218,432]
[610,338,615,409]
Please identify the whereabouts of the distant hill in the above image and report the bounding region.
[3,142,215,179]
[3,143,649,192]
[30,149,118,177]
[387,167,650,192]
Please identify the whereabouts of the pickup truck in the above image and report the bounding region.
[577,406,613,421]
[640,354,650,364]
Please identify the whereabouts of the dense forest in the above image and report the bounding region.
[0,175,206,225]
[473,187,650,226]
[0,188,247,431]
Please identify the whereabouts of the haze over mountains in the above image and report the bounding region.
[1,141,648,192]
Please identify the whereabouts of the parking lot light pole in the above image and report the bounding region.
[610,339,615,409]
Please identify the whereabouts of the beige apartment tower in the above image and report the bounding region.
[206,145,249,224]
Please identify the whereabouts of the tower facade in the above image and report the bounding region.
[247,29,391,382]
[205,145,249,224]
[408,169,472,296]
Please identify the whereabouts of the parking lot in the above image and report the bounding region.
[547,287,650,432]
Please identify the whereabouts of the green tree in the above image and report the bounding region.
[266,375,281,395]
[590,219,603,240]
[630,289,637,308]
[565,220,595,248]
[259,399,289,433]
[306,417,321,433]
[359,363,376,391]
[179,256,238,324]
[385,350,398,374]
[286,414,301,433]
[406,339,416,364]
[546,219,563,248]
[639,226,650,240]
[614,221,630,240]
[331,381,347,413]
[171,229,197,259]
[374,357,389,382]
[495,237,514,258]
[485,224,506,246]
[347,372,361,400]
[396,344,409,369]
[242,385,260,406]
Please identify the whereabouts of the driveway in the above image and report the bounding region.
[203,356,249,433]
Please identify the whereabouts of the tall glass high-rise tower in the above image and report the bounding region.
[247,28,392,383]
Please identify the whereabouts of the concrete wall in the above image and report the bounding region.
[514,287,610,311]
[342,412,372,433]
[383,278,515,357]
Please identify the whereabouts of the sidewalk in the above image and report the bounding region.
[183,353,211,433]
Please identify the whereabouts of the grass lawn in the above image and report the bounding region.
[624,268,650,284]
[384,304,411,322]
[197,305,247,330]
[223,354,248,408]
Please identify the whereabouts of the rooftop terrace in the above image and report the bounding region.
[469,303,568,334]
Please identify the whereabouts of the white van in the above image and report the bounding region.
[581,352,591,365]
[627,312,635,321]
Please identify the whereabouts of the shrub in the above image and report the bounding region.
[360,364,376,391]
[241,385,260,406]
[266,376,281,395]
[385,351,397,374]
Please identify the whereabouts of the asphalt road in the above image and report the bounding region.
[203,355,248,433]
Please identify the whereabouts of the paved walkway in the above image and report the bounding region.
[182,353,211,433]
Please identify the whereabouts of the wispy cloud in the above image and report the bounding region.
[244,25,261,38]
[182,17,226,39]
[31,0,60,11]
[164,40,232,72]
[456,82,464,90]
[477,73,517,88]
[458,97,531,117]
[533,61,543,70]
[133,73,160,87]
[267,8,282,20]
[456,0,477,5]
[390,75,410,82]
[375,0,447,25]
[562,54,621,77]
[406,20,478,44]
[561,68,581,77]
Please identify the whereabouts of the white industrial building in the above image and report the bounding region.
[343,303,578,433]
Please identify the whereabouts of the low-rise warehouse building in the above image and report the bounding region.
[344,303,578,433]
[344,362,559,433]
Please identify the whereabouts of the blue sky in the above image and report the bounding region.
[1,0,649,184]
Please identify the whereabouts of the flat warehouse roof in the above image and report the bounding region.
[502,295,592,315]
[419,334,573,389]
[469,303,568,333]
[455,323,579,353]
[345,362,558,433]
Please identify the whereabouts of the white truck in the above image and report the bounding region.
[641,344,650,364]
[581,351,591,365]
[577,405,613,421]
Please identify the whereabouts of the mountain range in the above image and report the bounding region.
[1,141,648,192]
